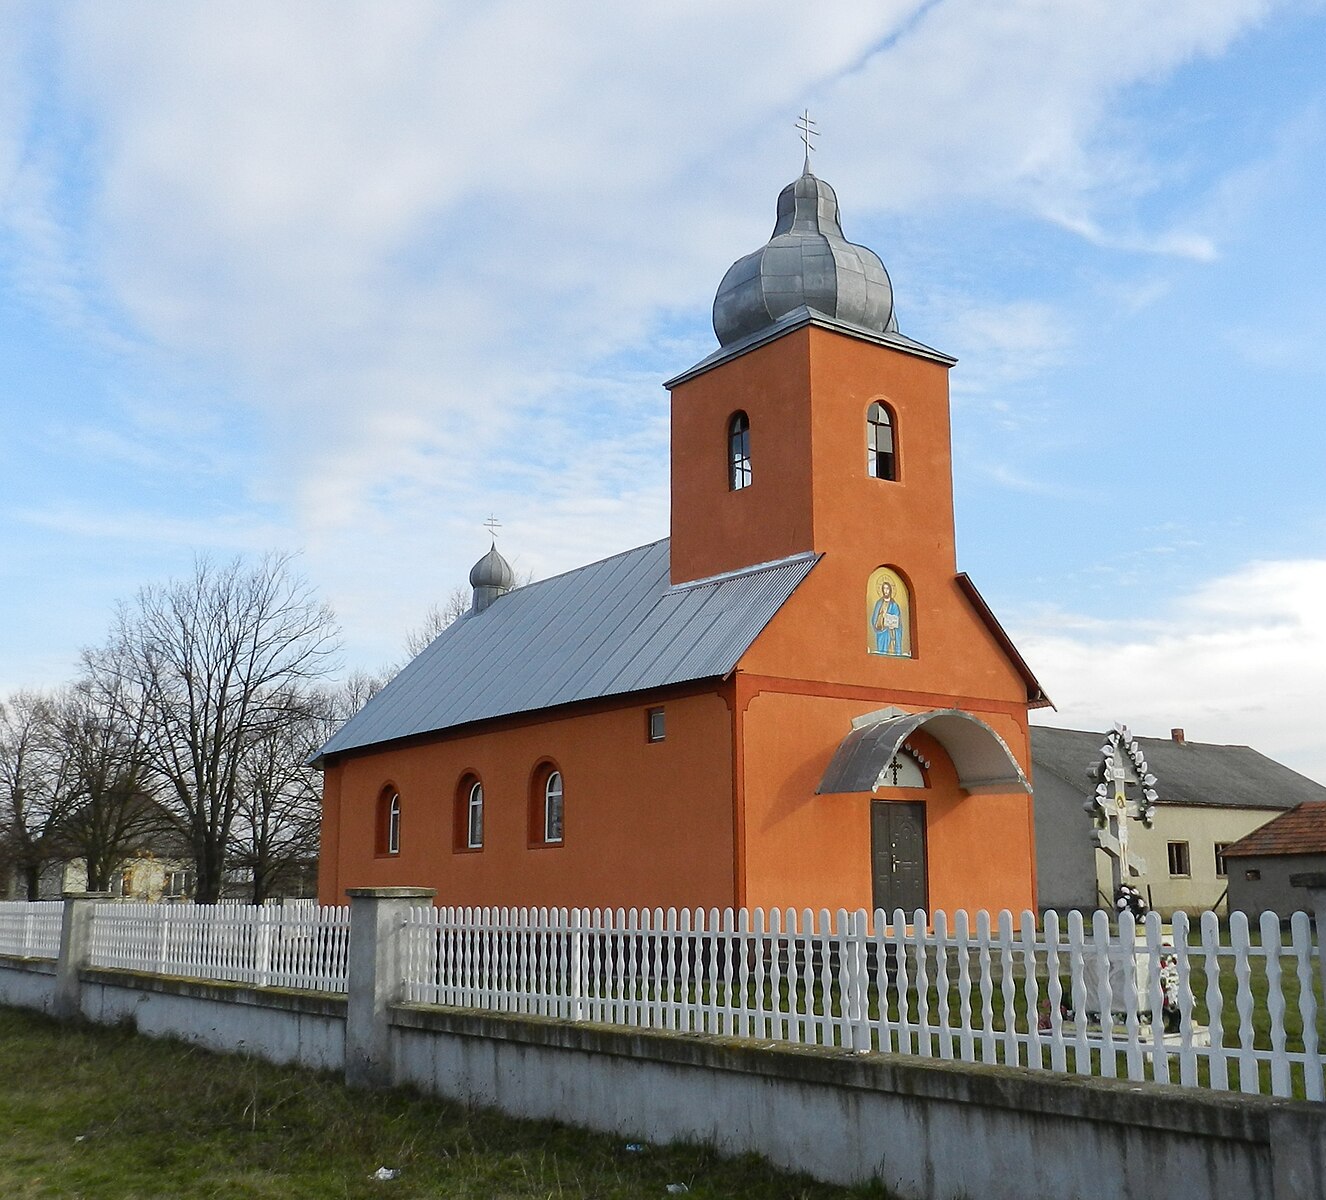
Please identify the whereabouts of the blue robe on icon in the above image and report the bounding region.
[871,598,903,656]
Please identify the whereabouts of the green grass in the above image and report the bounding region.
[0,1007,891,1200]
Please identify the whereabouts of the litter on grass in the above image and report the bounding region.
[371,1167,401,1181]
[666,1185,689,1194]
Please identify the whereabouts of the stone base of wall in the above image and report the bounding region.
[79,968,347,1071]
[0,956,56,1014]
[389,1005,1325,1200]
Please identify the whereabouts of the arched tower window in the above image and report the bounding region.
[867,402,897,481]
[377,788,401,856]
[728,412,751,490]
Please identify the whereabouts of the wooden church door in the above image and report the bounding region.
[870,801,928,915]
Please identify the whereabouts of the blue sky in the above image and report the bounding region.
[2,0,1325,780]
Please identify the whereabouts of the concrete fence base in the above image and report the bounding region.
[1,887,1324,1200]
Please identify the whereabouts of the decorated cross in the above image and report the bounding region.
[1084,722,1159,895]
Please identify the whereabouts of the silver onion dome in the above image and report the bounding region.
[469,543,514,614]
[712,166,896,347]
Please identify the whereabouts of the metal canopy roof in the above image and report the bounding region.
[817,707,1032,796]
[315,540,818,763]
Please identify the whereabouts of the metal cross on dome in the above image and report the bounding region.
[483,515,502,539]
[796,110,818,161]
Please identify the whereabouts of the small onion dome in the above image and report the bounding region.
[469,543,514,613]
[712,166,896,347]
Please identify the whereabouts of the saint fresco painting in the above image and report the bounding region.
[867,566,912,657]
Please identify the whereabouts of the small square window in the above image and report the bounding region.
[1245,869,1261,882]
[647,707,666,743]
[1213,842,1231,878]
[1167,840,1190,877]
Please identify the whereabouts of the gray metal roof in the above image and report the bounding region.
[1031,726,1326,811]
[316,540,818,762]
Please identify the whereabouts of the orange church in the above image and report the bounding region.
[315,162,1050,916]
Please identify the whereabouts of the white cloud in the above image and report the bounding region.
[1020,559,1326,784]
[0,0,1310,696]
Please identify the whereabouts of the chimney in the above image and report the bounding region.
[1171,728,1185,745]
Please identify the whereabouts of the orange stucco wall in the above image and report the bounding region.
[318,687,737,909]
[736,684,1036,915]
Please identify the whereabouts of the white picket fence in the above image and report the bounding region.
[87,901,351,992]
[401,905,1325,1101]
[4,898,1322,1099]
[0,900,64,959]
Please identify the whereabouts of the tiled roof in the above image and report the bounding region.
[316,540,818,762]
[1031,726,1326,811]
[1223,801,1326,858]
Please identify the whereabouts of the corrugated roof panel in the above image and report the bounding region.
[316,541,817,761]
[519,546,667,708]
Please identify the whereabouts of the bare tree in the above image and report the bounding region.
[93,554,340,903]
[402,570,534,660]
[230,687,332,904]
[337,668,391,713]
[56,672,170,893]
[0,691,75,899]
[403,586,471,658]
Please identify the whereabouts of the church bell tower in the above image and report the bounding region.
[665,161,961,605]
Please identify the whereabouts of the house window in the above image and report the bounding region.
[1245,869,1261,881]
[1167,840,1190,877]
[1214,842,1231,878]
[467,781,484,849]
[867,402,897,480]
[166,870,192,898]
[728,412,751,490]
[544,772,564,844]
[377,788,401,856]
[647,706,666,742]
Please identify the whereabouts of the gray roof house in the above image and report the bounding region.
[1032,726,1326,915]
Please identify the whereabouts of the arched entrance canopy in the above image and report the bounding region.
[817,707,1030,796]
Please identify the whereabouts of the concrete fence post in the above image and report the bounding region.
[344,886,436,1090]
[54,892,111,1021]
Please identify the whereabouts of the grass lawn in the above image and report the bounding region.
[0,1008,889,1200]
